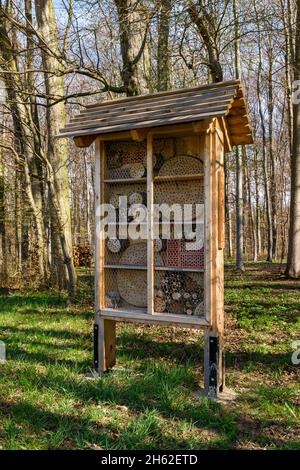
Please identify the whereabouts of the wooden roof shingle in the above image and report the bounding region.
[59,79,253,147]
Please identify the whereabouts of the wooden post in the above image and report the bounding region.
[147,132,154,314]
[94,138,116,374]
[203,124,225,397]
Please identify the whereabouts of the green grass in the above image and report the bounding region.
[0,263,299,450]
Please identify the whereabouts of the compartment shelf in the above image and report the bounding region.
[105,174,203,185]
[104,264,147,270]
[154,173,204,183]
[104,177,147,184]
[104,264,203,273]
[99,308,208,328]
[154,266,204,273]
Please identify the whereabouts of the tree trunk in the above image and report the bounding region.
[254,149,261,257]
[0,9,46,279]
[233,0,244,271]
[225,156,233,257]
[286,0,300,278]
[254,0,273,261]
[157,0,171,91]
[35,0,77,297]
[267,40,277,259]
[244,147,257,261]
[115,0,151,95]
[188,0,223,82]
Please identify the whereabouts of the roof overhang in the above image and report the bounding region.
[59,79,253,149]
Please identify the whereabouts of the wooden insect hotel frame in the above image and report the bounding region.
[60,80,253,398]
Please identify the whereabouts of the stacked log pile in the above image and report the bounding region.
[73,246,92,267]
[154,272,204,316]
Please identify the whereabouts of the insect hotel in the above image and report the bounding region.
[59,80,252,397]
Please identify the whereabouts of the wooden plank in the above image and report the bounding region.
[227,115,248,126]
[154,173,204,183]
[59,109,227,138]
[192,119,212,133]
[104,264,147,270]
[214,126,225,250]
[203,132,212,326]
[218,169,225,250]
[104,177,147,184]
[130,128,151,142]
[230,124,251,135]
[99,308,209,329]
[231,134,253,145]
[95,138,116,373]
[153,122,213,137]
[71,89,238,122]
[215,131,225,390]
[86,79,241,109]
[154,266,204,273]
[147,132,154,315]
[231,97,246,108]
[98,318,116,371]
[219,117,232,153]
[62,99,232,133]
[99,140,106,310]
[74,135,97,147]
[91,122,208,144]
[203,130,225,394]
[227,107,247,116]
[94,138,101,315]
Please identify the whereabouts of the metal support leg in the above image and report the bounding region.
[204,331,224,399]
[208,336,219,398]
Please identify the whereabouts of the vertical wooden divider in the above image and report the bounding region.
[204,126,225,395]
[94,138,116,373]
[204,131,212,326]
[94,138,101,316]
[147,132,154,315]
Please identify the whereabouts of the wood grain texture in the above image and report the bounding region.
[59,80,253,148]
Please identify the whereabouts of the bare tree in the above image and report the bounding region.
[34,0,77,296]
[157,0,172,91]
[114,0,151,95]
[286,0,300,278]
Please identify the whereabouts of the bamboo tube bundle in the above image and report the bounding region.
[105,292,121,309]
[107,238,129,254]
[128,191,147,206]
[128,163,146,178]
[154,238,167,253]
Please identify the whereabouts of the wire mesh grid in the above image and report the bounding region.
[154,271,204,316]
[101,136,206,318]
[105,141,147,180]
[104,268,147,311]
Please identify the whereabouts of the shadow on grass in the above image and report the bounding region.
[0,293,66,308]
[0,395,228,450]
[227,283,300,291]
[0,324,90,340]
[1,347,296,449]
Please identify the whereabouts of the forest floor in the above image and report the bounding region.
[0,263,299,450]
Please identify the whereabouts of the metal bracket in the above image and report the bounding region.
[209,336,219,398]
[93,323,99,372]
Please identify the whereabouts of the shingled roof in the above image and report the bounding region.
[59,79,253,147]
